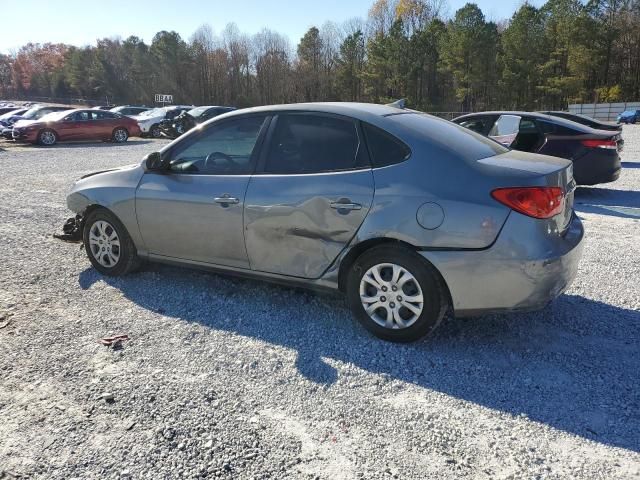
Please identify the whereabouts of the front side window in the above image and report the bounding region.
[264,114,364,174]
[167,116,267,175]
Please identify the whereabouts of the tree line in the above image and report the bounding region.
[1,0,639,112]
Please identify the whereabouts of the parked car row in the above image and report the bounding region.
[452,110,623,185]
[0,102,236,145]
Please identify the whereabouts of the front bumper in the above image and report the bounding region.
[11,128,37,142]
[138,122,152,133]
[422,211,584,316]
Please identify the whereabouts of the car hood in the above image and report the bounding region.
[133,114,163,123]
[79,163,140,180]
[12,119,38,128]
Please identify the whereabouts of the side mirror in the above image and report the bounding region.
[145,151,165,171]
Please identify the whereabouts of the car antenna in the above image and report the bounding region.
[386,98,406,109]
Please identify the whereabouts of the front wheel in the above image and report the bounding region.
[346,246,447,342]
[112,127,129,143]
[83,209,141,276]
[38,129,57,146]
[150,124,161,138]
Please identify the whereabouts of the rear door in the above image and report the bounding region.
[92,110,116,138]
[244,112,374,279]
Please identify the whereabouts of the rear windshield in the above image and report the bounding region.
[389,113,508,161]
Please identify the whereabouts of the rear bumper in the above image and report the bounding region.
[573,150,621,185]
[421,211,584,316]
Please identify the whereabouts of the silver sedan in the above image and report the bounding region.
[65,103,584,342]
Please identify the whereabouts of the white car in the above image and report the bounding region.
[132,106,192,138]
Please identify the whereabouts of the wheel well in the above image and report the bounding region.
[337,237,453,308]
[113,126,128,134]
[38,128,57,137]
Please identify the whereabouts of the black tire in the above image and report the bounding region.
[38,129,58,146]
[83,208,141,276]
[112,127,129,143]
[150,124,161,138]
[346,245,447,342]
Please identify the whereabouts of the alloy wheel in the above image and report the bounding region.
[114,129,127,142]
[40,131,56,145]
[359,263,424,329]
[88,220,121,268]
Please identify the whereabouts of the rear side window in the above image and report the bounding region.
[362,123,411,167]
[264,114,366,174]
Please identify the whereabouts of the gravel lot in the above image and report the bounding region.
[0,131,639,480]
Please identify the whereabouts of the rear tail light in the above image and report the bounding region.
[581,139,617,149]
[491,187,565,219]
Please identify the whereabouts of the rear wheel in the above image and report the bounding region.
[112,127,129,143]
[83,208,141,276]
[346,245,447,342]
[38,129,57,146]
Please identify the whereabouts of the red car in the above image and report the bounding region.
[12,109,141,146]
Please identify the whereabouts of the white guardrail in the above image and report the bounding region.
[569,102,640,121]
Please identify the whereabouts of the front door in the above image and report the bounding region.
[244,113,374,279]
[135,115,269,268]
[56,111,90,141]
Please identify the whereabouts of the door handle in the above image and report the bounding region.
[330,201,362,211]
[214,195,239,205]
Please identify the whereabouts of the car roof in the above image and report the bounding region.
[454,110,593,133]
[222,102,412,123]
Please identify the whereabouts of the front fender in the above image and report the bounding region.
[66,163,147,254]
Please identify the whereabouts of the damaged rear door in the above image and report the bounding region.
[244,112,374,279]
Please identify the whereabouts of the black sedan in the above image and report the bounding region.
[159,105,236,139]
[453,111,622,185]
[539,111,621,132]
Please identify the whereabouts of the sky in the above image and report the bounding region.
[1,0,541,54]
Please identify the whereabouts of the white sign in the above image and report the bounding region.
[155,94,173,103]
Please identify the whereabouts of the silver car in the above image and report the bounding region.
[65,103,584,342]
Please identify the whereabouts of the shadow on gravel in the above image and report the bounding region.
[574,187,640,219]
[79,266,640,452]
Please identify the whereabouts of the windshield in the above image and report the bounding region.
[0,109,27,120]
[187,106,209,117]
[40,111,71,122]
[22,107,45,119]
[139,108,165,117]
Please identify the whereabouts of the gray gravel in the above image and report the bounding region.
[0,134,639,480]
